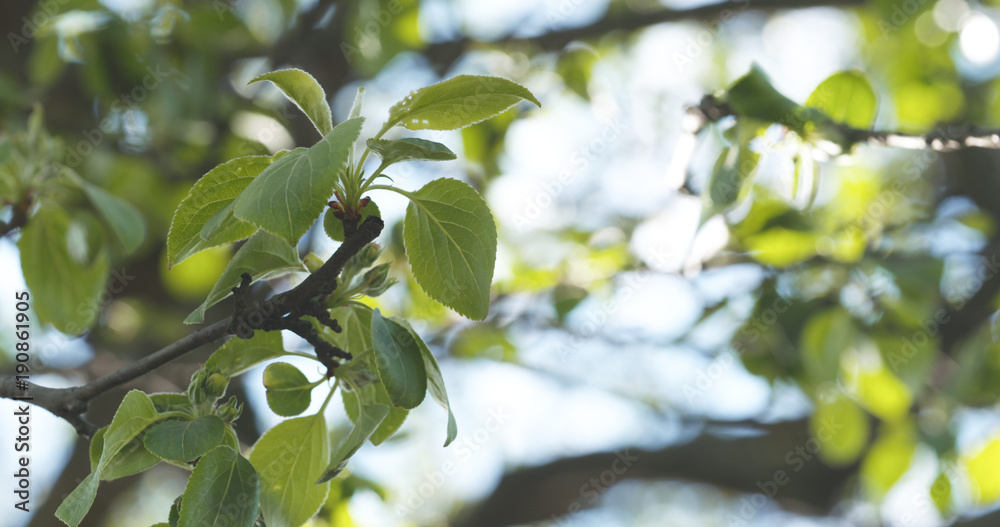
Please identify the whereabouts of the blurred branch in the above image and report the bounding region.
[451,418,859,527]
[692,95,1000,152]
[0,216,384,437]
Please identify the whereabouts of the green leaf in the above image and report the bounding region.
[185,230,305,324]
[232,118,363,244]
[81,183,146,254]
[727,64,817,131]
[801,308,855,382]
[149,393,195,416]
[205,331,288,376]
[169,496,181,527]
[263,363,316,417]
[143,416,226,463]
[805,70,877,129]
[403,178,497,320]
[167,156,274,267]
[19,203,109,334]
[809,394,869,467]
[317,402,389,483]
[370,309,426,409]
[88,427,161,481]
[250,69,333,136]
[965,435,1000,503]
[392,317,458,446]
[703,123,760,220]
[249,415,330,527]
[367,137,457,166]
[57,391,163,526]
[324,199,380,243]
[381,75,540,133]
[860,423,916,499]
[178,445,260,527]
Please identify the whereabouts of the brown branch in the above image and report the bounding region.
[0,215,384,437]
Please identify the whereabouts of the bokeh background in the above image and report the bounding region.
[3,0,1000,526]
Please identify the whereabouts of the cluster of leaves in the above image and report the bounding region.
[699,65,997,513]
[0,106,147,334]
[52,69,538,527]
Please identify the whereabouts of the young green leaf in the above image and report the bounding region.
[392,316,458,446]
[205,331,288,376]
[371,308,427,409]
[88,427,161,481]
[232,118,363,244]
[805,70,877,129]
[727,64,818,131]
[149,393,195,416]
[57,391,163,527]
[367,137,457,167]
[381,75,540,133]
[167,156,273,267]
[249,415,330,527]
[263,363,316,417]
[19,203,110,334]
[317,402,389,483]
[178,445,260,527]
[250,69,333,136]
[403,178,497,320]
[143,416,226,463]
[185,230,305,324]
[81,182,146,255]
[324,199,380,243]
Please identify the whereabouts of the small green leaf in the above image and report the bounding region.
[205,331,288,376]
[149,392,195,416]
[81,183,146,254]
[965,435,1000,503]
[19,203,109,334]
[392,317,458,446]
[703,125,760,220]
[367,137,457,166]
[88,427,161,481]
[381,75,540,133]
[185,230,305,324]
[727,64,817,131]
[323,199,380,243]
[801,307,855,382]
[57,391,163,526]
[860,422,916,499]
[343,386,407,446]
[403,178,497,320]
[249,415,330,527]
[169,496,181,527]
[809,394,869,467]
[232,118,363,244]
[263,363,316,417]
[370,309,426,409]
[805,70,877,129]
[167,156,273,267]
[317,402,389,483]
[250,69,333,136]
[178,445,260,527]
[143,416,226,463]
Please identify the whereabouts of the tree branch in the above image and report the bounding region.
[0,215,385,437]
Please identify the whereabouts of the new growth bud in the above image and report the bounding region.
[215,396,244,423]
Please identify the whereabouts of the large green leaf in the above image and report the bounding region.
[393,317,457,446]
[167,156,273,267]
[232,118,362,245]
[205,331,288,376]
[370,309,426,409]
[317,402,389,483]
[367,137,456,167]
[381,75,540,133]
[81,182,146,255]
[249,415,330,527]
[185,230,305,324]
[19,203,109,334]
[403,178,497,320]
[57,391,163,526]
[143,416,226,463]
[263,363,316,417]
[178,445,260,527]
[805,70,877,129]
[250,69,333,136]
[727,64,818,131]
